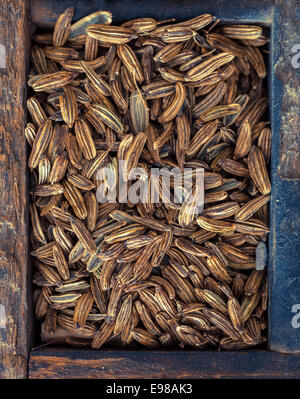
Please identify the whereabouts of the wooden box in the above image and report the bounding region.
[0,0,300,379]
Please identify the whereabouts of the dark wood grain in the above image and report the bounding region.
[29,347,300,379]
[0,0,31,379]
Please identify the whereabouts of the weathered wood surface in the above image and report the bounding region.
[0,0,31,379]
[274,0,300,179]
[29,348,300,379]
[268,0,300,353]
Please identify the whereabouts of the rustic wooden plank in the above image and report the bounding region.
[274,0,300,179]
[268,0,300,353]
[0,0,31,379]
[30,0,274,28]
[29,348,300,378]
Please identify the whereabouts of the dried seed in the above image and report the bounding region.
[87,24,136,44]
[248,145,271,195]
[29,12,270,351]
[70,216,97,253]
[117,44,144,83]
[132,327,159,348]
[28,120,53,169]
[220,25,263,40]
[158,82,186,122]
[81,60,111,96]
[244,270,265,296]
[130,90,149,134]
[234,121,252,160]
[235,194,271,221]
[90,104,124,134]
[63,180,87,219]
[202,308,240,341]
[31,71,77,92]
[92,322,114,349]
[185,52,235,82]
[197,216,236,233]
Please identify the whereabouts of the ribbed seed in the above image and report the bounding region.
[248,145,271,195]
[227,297,244,332]
[143,81,175,99]
[245,46,266,78]
[117,44,144,83]
[206,33,246,57]
[218,242,252,263]
[235,194,270,221]
[48,152,68,184]
[175,14,214,30]
[122,18,157,34]
[73,289,94,328]
[257,128,271,164]
[27,97,47,128]
[92,322,114,349]
[241,290,261,322]
[87,24,136,44]
[203,201,240,219]
[130,90,149,134]
[63,180,87,219]
[44,46,79,61]
[114,295,133,335]
[185,52,235,82]
[53,243,70,280]
[158,82,186,122]
[31,71,77,92]
[160,27,194,43]
[90,104,124,134]
[234,121,252,160]
[53,7,74,47]
[132,328,159,348]
[244,270,264,296]
[199,104,241,122]
[198,289,228,314]
[50,292,81,303]
[192,81,227,118]
[59,85,77,128]
[32,183,64,197]
[220,25,263,40]
[28,120,53,169]
[202,308,240,340]
[25,123,37,147]
[74,118,96,160]
[186,119,219,158]
[31,45,48,74]
[206,255,232,283]
[81,60,111,97]
[197,216,236,233]
[85,35,98,61]
[38,155,50,185]
[154,42,183,63]
[30,204,46,244]
[67,174,95,191]
[218,159,249,177]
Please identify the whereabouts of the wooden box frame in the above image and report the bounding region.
[0,0,300,379]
